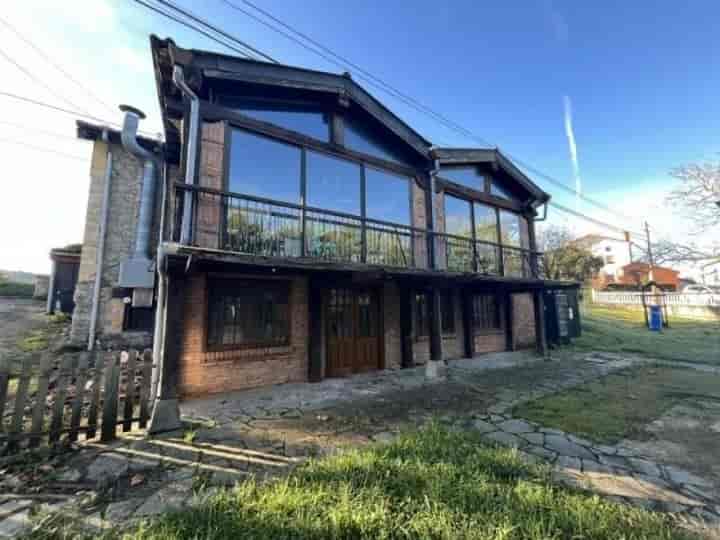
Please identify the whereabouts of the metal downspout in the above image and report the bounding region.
[172,66,200,245]
[151,160,169,402]
[87,129,113,350]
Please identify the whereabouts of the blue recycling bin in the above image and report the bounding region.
[649,305,663,331]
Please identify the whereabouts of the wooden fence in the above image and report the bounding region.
[0,349,153,455]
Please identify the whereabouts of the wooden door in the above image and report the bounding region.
[326,287,380,377]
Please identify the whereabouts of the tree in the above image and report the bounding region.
[537,225,604,282]
[666,161,720,237]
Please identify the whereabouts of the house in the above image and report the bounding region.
[605,262,680,291]
[573,234,633,278]
[47,244,82,314]
[70,36,578,432]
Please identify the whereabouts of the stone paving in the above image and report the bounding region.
[2,350,719,538]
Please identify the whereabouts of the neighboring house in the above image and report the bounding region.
[71,36,577,431]
[48,245,82,314]
[701,259,720,285]
[610,262,680,291]
[573,234,632,278]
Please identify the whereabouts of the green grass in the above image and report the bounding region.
[572,304,720,365]
[513,365,720,444]
[0,281,34,298]
[27,425,691,540]
[17,329,50,352]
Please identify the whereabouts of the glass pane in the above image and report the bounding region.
[219,96,329,141]
[490,179,515,200]
[306,150,361,214]
[438,166,484,189]
[444,195,472,237]
[228,129,301,204]
[499,210,521,247]
[365,167,410,225]
[474,203,498,243]
[345,116,412,166]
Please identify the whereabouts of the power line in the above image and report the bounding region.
[0,91,160,139]
[0,137,87,162]
[131,0,257,60]
[153,0,278,62]
[0,47,91,116]
[0,14,116,115]
[0,120,91,142]
[549,201,644,238]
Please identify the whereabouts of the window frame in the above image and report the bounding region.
[471,293,503,334]
[205,278,292,352]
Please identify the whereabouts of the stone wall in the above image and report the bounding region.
[512,292,536,349]
[177,272,309,397]
[71,140,155,349]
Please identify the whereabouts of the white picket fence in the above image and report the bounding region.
[592,290,720,307]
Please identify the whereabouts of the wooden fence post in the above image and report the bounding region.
[122,351,137,432]
[68,353,90,442]
[28,354,53,448]
[138,350,153,429]
[101,354,120,443]
[86,353,106,440]
[49,355,74,445]
[0,355,10,432]
[7,361,33,452]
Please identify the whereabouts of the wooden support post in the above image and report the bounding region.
[399,286,414,368]
[101,354,120,443]
[308,279,323,382]
[505,292,515,351]
[29,354,53,448]
[462,289,475,359]
[86,352,106,440]
[68,353,90,442]
[428,288,442,362]
[533,289,548,358]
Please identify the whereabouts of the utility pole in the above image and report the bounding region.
[644,221,655,277]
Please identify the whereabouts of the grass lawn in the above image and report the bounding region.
[513,365,720,444]
[0,281,35,298]
[571,304,720,365]
[28,425,691,540]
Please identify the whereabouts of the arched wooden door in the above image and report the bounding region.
[326,287,380,377]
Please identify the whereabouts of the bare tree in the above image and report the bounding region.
[666,161,720,234]
[537,225,603,281]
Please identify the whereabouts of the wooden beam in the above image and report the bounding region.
[435,177,524,213]
[399,286,413,368]
[308,279,323,382]
[533,290,548,358]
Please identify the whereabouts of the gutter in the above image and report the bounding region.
[87,129,113,350]
[172,65,200,245]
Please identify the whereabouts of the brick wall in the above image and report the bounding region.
[411,180,428,269]
[195,122,227,249]
[474,331,506,354]
[71,140,154,349]
[177,272,309,397]
[382,281,402,370]
[512,292,536,349]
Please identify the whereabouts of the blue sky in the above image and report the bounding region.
[1,0,718,273]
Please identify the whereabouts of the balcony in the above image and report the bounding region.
[173,183,545,278]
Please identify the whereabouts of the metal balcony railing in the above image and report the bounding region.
[173,183,545,278]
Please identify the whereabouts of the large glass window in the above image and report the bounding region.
[365,167,410,225]
[474,203,499,244]
[344,115,411,166]
[219,96,329,141]
[438,166,484,189]
[444,195,472,237]
[306,150,361,215]
[228,129,301,203]
[207,279,290,349]
[490,179,514,200]
[499,210,522,247]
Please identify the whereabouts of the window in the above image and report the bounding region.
[227,129,301,203]
[344,115,412,166]
[207,279,290,349]
[490,179,513,200]
[498,210,522,247]
[474,203,499,243]
[365,167,411,225]
[218,96,329,141]
[472,294,501,332]
[444,195,472,237]
[414,292,429,338]
[306,150,361,215]
[438,166,484,189]
[441,291,455,334]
